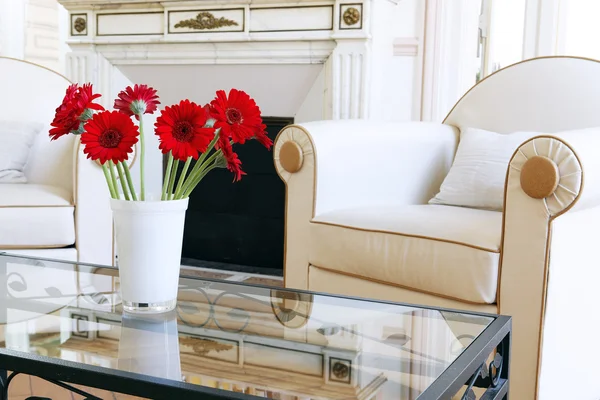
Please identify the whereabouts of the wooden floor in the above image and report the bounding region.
[8,373,147,399]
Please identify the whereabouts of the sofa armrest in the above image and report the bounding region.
[499,132,600,399]
[273,120,457,289]
[274,120,458,217]
[73,139,113,265]
[536,206,600,399]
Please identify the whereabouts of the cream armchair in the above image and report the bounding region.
[274,56,600,400]
[0,57,112,265]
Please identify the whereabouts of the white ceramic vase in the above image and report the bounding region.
[110,198,189,313]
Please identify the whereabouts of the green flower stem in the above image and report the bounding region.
[179,155,208,196]
[101,164,117,199]
[181,165,216,199]
[138,114,146,201]
[179,153,212,197]
[161,152,174,201]
[108,161,120,200]
[179,146,223,197]
[181,146,228,198]
[115,162,131,201]
[179,130,221,195]
[121,161,138,201]
[174,157,192,200]
[167,159,179,200]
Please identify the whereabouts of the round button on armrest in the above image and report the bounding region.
[520,155,560,199]
[279,141,304,173]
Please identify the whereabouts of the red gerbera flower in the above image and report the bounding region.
[218,136,246,182]
[114,84,160,120]
[81,111,139,165]
[49,83,104,140]
[155,100,216,161]
[61,83,79,104]
[254,123,273,150]
[76,83,104,113]
[49,84,80,140]
[209,89,263,145]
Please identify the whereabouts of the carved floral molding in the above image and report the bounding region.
[342,7,360,26]
[174,12,238,30]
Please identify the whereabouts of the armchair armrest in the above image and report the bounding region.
[274,120,458,217]
[273,120,457,289]
[73,139,113,265]
[500,131,600,399]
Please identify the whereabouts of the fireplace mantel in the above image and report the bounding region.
[58,0,415,120]
[58,0,419,197]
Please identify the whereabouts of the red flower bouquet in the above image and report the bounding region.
[50,84,272,201]
[50,83,274,313]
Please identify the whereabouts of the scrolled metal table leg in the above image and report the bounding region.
[44,378,102,399]
[488,341,504,389]
[461,339,508,400]
[0,371,22,400]
[461,363,485,400]
[0,369,6,400]
[0,371,101,400]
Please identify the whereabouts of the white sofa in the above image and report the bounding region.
[274,56,600,399]
[0,57,112,265]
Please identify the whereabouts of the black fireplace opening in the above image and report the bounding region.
[171,117,292,275]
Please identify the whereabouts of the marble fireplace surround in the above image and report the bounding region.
[58,0,416,194]
[58,0,416,117]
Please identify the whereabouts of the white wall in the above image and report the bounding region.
[0,0,25,59]
[295,67,326,124]
[24,0,62,72]
[421,0,481,122]
[369,0,424,122]
[561,0,600,59]
[0,0,65,74]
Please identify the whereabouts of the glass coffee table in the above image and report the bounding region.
[0,253,510,400]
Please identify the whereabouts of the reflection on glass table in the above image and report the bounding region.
[0,253,510,400]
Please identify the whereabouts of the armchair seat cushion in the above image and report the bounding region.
[0,184,75,248]
[309,205,502,304]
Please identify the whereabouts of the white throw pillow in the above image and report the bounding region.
[429,127,539,211]
[0,121,44,183]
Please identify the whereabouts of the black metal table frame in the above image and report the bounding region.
[424,315,511,400]
[0,253,511,400]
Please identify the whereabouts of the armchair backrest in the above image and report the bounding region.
[0,57,74,194]
[444,56,600,134]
